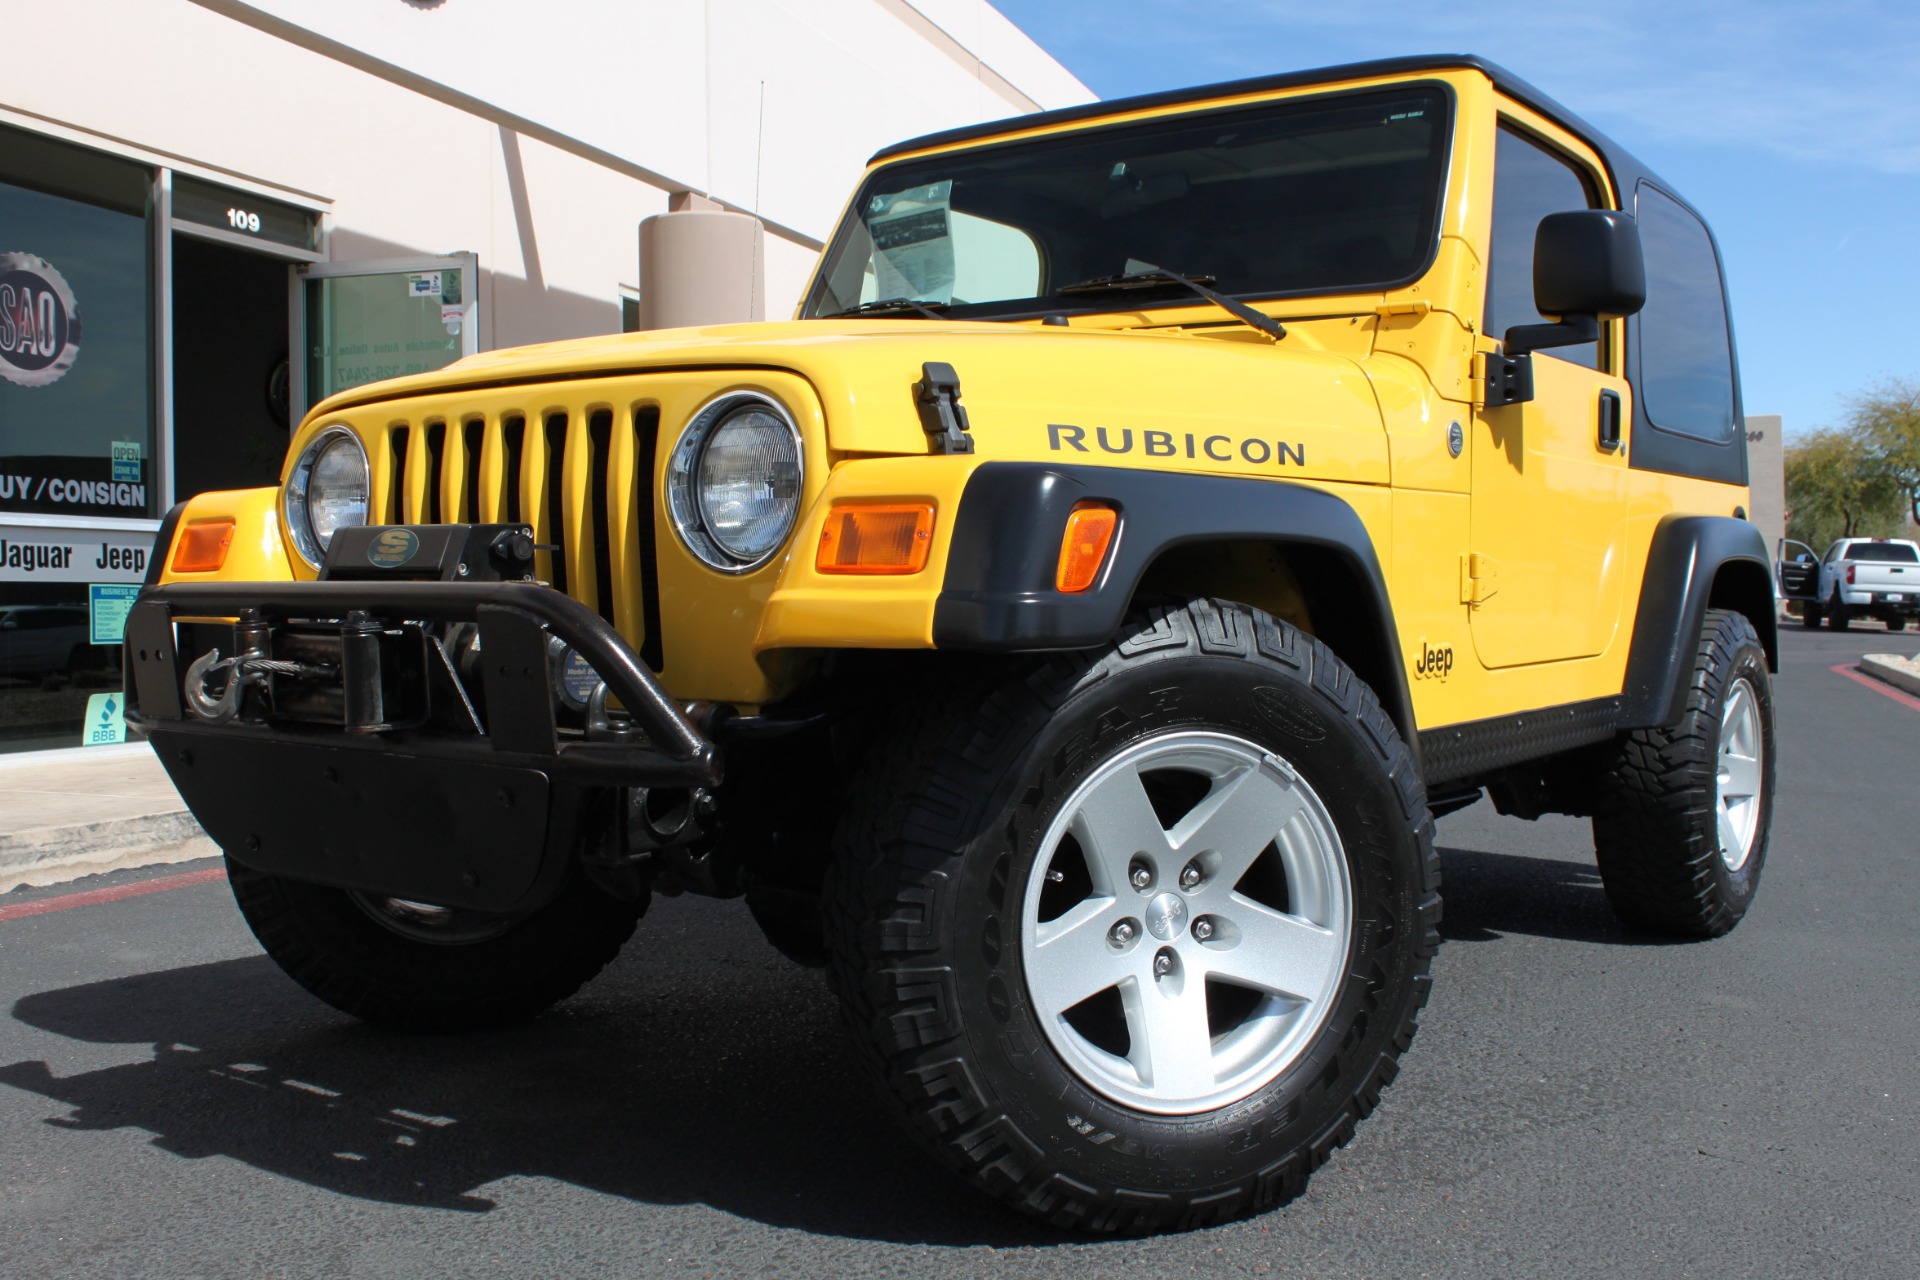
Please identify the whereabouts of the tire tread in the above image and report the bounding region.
[1591,607,1771,938]
[822,599,1439,1232]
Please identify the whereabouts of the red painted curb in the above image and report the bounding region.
[1830,662,1920,713]
[0,866,227,923]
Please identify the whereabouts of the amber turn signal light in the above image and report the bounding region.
[817,502,935,575]
[170,518,236,574]
[1056,503,1117,593]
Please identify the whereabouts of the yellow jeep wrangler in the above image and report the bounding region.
[129,55,1776,1231]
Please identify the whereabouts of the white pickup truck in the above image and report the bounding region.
[1778,537,1920,631]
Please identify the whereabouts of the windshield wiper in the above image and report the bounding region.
[823,297,951,320]
[1055,269,1286,342]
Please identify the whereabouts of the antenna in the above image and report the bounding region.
[753,79,765,319]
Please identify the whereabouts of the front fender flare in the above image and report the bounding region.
[931,462,1417,756]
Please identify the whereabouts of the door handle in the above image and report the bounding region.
[1597,390,1623,454]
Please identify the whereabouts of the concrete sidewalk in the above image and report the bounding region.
[1861,652,1920,698]
[0,745,212,892]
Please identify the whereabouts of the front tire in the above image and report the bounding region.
[1591,608,1774,937]
[823,600,1439,1232]
[228,859,645,1030]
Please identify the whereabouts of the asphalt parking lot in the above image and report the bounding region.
[2,622,1916,1279]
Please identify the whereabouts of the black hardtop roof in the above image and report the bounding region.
[868,53,1669,203]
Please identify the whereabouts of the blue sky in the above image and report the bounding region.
[992,0,1920,438]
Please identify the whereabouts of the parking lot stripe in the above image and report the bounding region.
[0,866,227,923]
[1831,662,1920,713]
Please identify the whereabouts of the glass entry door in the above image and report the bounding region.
[301,254,477,411]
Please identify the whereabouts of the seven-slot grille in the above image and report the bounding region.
[376,406,665,671]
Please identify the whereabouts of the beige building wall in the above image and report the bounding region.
[0,0,1089,758]
[1,0,1092,345]
[1744,414,1785,555]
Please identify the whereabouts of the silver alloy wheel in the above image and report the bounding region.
[1020,731,1352,1115]
[1715,677,1765,871]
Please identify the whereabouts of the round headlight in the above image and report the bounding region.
[667,394,802,573]
[286,425,370,568]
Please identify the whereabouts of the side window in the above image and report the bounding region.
[1636,183,1737,442]
[1486,125,1600,370]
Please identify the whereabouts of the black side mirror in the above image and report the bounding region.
[1504,210,1646,356]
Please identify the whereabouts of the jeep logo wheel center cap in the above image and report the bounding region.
[1145,891,1189,941]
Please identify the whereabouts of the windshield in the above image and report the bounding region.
[804,86,1451,321]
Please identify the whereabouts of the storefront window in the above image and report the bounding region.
[1,125,154,753]
[0,125,155,519]
[0,583,124,754]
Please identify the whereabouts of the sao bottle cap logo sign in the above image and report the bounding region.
[0,253,82,388]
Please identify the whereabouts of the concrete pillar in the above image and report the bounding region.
[636,192,765,330]
[1744,414,1785,555]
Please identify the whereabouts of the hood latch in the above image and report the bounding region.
[915,361,975,455]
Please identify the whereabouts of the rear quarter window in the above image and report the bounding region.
[1635,183,1737,443]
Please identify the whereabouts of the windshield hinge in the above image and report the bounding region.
[1475,351,1534,408]
[915,361,975,455]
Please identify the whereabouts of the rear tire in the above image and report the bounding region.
[1887,615,1907,633]
[1826,592,1851,630]
[1591,608,1774,938]
[228,859,645,1030]
[823,600,1439,1232]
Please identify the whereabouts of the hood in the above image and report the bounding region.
[309,318,1390,487]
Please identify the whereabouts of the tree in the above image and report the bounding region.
[1784,427,1905,549]
[1848,379,1920,527]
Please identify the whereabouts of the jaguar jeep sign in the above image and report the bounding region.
[0,253,82,388]
[0,530,148,583]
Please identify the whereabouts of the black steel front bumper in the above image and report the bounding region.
[124,581,721,913]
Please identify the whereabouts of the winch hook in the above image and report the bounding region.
[183,648,248,722]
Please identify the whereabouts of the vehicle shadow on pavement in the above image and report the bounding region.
[0,910,1058,1247]
[1435,844,1683,947]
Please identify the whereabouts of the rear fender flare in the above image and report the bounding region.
[1621,514,1777,728]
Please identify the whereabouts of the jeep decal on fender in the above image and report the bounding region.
[1048,423,1306,468]
[1412,639,1454,679]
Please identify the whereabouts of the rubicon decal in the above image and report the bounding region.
[1049,423,1306,468]
[0,253,82,388]
[1412,639,1454,679]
